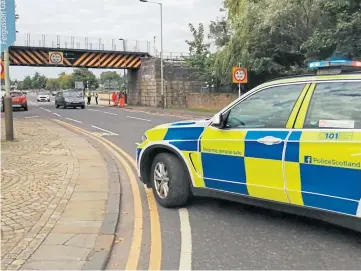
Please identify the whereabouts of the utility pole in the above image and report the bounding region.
[2,0,17,141]
[4,49,14,140]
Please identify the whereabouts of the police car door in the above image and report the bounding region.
[285,80,361,216]
[200,83,308,203]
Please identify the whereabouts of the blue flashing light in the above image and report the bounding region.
[308,59,358,69]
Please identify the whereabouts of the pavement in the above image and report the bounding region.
[1,118,120,270]
[1,93,361,270]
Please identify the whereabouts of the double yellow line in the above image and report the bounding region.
[54,119,161,270]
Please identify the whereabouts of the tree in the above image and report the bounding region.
[100,71,122,89]
[303,0,361,59]
[185,23,212,82]
[45,78,60,90]
[58,72,73,89]
[23,76,32,90]
[17,81,24,90]
[206,0,361,89]
[72,68,98,89]
[208,2,231,48]
[31,72,47,89]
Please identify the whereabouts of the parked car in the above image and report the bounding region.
[55,91,85,109]
[37,91,51,102]
[136,59,361,232]
[1,91,28,112]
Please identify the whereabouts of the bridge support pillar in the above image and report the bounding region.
[127,58,163,107]
[127,58,203,108]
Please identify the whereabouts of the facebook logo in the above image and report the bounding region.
[304,156,313,164]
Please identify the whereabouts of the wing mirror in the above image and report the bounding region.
[212,113,225,128]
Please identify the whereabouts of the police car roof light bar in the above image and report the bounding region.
[308,59,361,69]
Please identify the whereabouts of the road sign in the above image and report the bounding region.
[48,52,64,65]
[0,0,16,53]
[232,67,248,84]
[0,60,4,79]
[75,81,84,89]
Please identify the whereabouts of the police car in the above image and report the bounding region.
[136,59,361,231]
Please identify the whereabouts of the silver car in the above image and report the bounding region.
[55,91,85,109]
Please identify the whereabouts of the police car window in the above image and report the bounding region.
[304,82,361,129]
[226,84,305,129]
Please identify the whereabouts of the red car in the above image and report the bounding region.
[1,91,28,112]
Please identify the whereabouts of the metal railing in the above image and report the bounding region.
[157,52,190,61]
[14,33,153,53]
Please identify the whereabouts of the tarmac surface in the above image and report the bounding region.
[1,93,360,270]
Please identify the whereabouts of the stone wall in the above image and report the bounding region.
[128,58,162,107]
[128,58,202,107]
[187,93,238,111]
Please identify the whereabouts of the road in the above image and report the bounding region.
[4,93,361,270]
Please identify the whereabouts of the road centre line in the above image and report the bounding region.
[104,111,118,115]
[53,113,61,117]
[53,120,144,270]
[91,125,119,136]
[65,118,82,123]
[126,116,151,122]
[88,108,117,115]
[39,107,51,112]
[25,116,39,119]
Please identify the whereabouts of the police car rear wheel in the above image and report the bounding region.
[151,153,191,207]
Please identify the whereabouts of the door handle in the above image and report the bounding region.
[256,136,283,145]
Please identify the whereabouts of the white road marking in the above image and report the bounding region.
[65,118,82,123]
[91,125,118,136]
[39,107,51,112]
[88,109,100,112]
[25,116,39,119]
[53,113,61,117]
[179,208,192,270]
[104,111,118,116]
[126,116,151,122]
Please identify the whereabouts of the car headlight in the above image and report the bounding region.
[65,98,71,102]
[141,133,147,142]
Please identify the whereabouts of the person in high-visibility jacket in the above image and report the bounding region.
[111,92,117,106]
[86,91,91,105]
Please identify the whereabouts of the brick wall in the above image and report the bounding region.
[187,93,238,111]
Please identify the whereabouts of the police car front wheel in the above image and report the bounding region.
[151,153,191,207]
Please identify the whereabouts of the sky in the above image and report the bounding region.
[11,0,223,80]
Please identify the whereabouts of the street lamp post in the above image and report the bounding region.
[119,38,127,92]
[140,0,165,108]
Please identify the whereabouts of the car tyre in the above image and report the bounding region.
[81,105,85,109]
[150,152,191,208]
[56,104,59,108]
[24,105,28,111]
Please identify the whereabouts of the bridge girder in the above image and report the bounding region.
[7,46,151,69]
